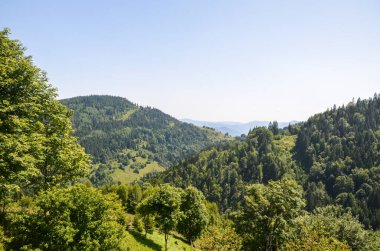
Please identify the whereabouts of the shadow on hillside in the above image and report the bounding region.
[172,233,188,244]
[129,230,162,251]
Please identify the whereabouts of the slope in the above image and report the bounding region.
[161,128,301,211]
[61,95,229,185]
[161,94,380,229]
[293,93,380,228]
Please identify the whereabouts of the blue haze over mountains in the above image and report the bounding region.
[181,119,299,137]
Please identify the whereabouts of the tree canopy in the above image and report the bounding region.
[293,95,380,228]
[0,28,89,216]
[7,184,128,250]
[177,186,209,244]
[136,184,183,251]
[234,178,305,251]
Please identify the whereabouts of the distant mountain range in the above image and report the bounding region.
[180,119,299,136]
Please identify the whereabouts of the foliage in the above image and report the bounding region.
[0,226,4,251]
[310,205,368,250]
[194,224,242,251]
[177,186,209,244]
[285,205,370,251]
[283,221,350,251]
[133,215,144,232]
[136,184,183,251]
[234,178,305,251]
[7,184,127,251]
[205,201,221,227]
[0,28,90,215]
[141,214,155,236]
[365,231,380,251]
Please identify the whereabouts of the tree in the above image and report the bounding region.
[234,178,305,251]
[7,184,127,250]
[177,186,209,244]
[141,214,155,237]
[126,184,142,213]
[0,28,90,217]
[136,184,182,251]
[205,201,221,226]
[268,121,279,136]
[310,205,368,250]
[305,181,331,211]
[194,224,242,251]
[284,216,350,251]
[286,205,371,250]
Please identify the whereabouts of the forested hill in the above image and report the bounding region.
[161,94,380,229]
[161,128,300,211]
[295,95,380,171]
[294,94,380,228]
[61,95,229,185]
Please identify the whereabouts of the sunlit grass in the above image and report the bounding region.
[124,230,193,251]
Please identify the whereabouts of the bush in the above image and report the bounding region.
[133,215,144,232]
[7,184,128,250]
[195,225,242,251]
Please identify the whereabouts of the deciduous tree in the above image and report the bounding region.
[177,186,209,244]
[0,28,90,218]
[234,178,305,251]
[8,184,127,250]
[136,184,182,251]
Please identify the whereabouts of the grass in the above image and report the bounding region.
[120,108,139,121]
[104,123,231,185]
[111,162,165,184]
[107,148,165,184]
[124,230,193,251]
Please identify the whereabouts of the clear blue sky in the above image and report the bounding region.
[2,0,380,122]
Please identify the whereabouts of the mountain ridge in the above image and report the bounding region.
[181,118,299,136]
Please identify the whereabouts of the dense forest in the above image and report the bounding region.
[160,128,300,211]
[160,96,380,229]
[294,96,380,228]
[61,95,228,185]
[1,29,380,250]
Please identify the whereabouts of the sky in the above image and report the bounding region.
[1,1,380,122]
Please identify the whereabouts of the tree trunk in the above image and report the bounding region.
[165,231,168,251]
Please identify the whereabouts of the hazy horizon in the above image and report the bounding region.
[2,1,379,122]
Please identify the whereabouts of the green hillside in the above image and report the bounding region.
[293,94,380,228]
[61,95,229,185]
[161,127,301,211]
[161,94,380,230]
